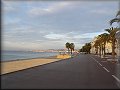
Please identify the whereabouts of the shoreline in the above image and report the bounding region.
[1,55,57,63]
[1,56,62,75]
[1,54,71,75]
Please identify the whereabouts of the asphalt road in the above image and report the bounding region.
[1,54,120,89]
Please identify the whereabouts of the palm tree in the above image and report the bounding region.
[93,34,108,56]
[95,35,103,56]
[110,10,120,25]
[80,42,91,54]
[99,33,109,57]
[116,10,120,17]
[69,43,75,54]
[93,42,99,55]
[105,27,119,58]
[93,39,100,55]
[85,43,91,54]
[65,42,70,54]
[110,18,120,26]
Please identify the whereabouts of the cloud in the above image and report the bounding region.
[29,8,52,16]
[2,1,19,12]
[74,32,106,39]
[3,18,21,26]
[29,2,74,16]
[2,1,118,50]
[3,6,15,12]
[90,10,107,14]
[89,8,114,15]
[2,41,42,51]
[44,32,94,44]
[44,33,65,40]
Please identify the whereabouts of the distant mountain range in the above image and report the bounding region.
[31,49,79,53]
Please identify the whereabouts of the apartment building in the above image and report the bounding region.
[115,31,120,62]
[90,37,112,55]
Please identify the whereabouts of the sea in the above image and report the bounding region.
[1,50,59,62]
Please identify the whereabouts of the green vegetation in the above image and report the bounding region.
[93,33,109,56]
[80,10,120,59]
[65,42,71,54]
[108,10,120,58]
[69,43,75,54]
[110,10,120,25]
[93,10,120,59]
[105,27,119,58]
[79,42,91,54]
[65,42,75,54]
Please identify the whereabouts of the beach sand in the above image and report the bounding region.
[1,58,61,75]
[1,54,71,75]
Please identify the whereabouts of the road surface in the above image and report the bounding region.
[1,54,120,89]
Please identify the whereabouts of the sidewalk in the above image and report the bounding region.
[92,54,120,88]
[94,54,119,63]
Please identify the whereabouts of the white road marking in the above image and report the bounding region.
[98,63,102,66]
[90,56,120,85]
[90,57,97,62]
[103,67,110,72]
[96,61,99,63]
[90,56,103,67]
[112,75,120,83]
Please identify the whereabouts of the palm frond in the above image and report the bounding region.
[105,29,111,33]
[109,18,120,25]
[116,10,120,17]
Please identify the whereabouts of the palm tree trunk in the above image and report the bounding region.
[68,48,69,54]
[100,45,102,56]
[104,44,106,57]
[71,49,72,54]
[97,47,98,55]
[99,46,101,56]
[103,43,106,57]
[102,45,104,55]
[112,40,116,59]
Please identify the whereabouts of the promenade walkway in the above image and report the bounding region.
[1,54,120,89]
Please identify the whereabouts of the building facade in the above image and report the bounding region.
[90,37,112,55]
[115,31,120,62]
[91,31,120,63]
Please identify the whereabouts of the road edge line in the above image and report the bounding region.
[112,75,120,83]
[103,67,110,72]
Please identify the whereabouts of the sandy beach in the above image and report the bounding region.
[1,54,71,75]
[1,57,61,75]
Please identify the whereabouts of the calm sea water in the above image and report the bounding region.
[1,51,59,62]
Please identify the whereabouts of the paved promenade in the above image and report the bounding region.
[1,54,120,89]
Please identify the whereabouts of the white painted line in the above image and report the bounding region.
[96,61,99,63]
[103,67,110,72]
[90,57,97,62]
[112,75,120,83]
[95,60,98,62]
[98,63,102,66]
[90,56,104,66]
[90,56,102,66]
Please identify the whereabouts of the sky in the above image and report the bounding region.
[1,0,119,51]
